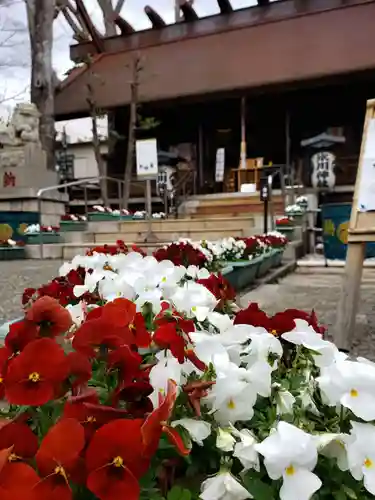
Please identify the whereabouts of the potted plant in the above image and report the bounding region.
[0,238,26,260]
[60,214,88,232]
[88,205,121,221]
[25,224,61,244]
[276,216,296,240]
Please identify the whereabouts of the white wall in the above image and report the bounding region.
[68,143,108,179]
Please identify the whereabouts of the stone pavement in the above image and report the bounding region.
[240,268,375,360]
[0,260,62,323]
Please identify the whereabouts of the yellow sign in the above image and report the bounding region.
[0,224,13,242]
[337,221,349,244]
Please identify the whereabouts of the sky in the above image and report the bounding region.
[0,0,263,142]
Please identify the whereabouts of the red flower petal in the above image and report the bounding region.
[87,463,140,500]
[163,426,190,456]
[36,419,85,476]
[5,338,69,406]
[0,422,38,459]
[26,296,72,337]
[0,462,39,500]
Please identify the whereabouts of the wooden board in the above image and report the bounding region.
[335,99,375,351]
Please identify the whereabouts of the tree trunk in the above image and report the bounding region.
[27,0,56,171]
[123,82,137,209]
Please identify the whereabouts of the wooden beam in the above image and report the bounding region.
[144,5,166,28]
[75,0,105,52]
[257,0,270,5]
[217,0,233,14]
[180,1,199,22]
[114,14,135,35]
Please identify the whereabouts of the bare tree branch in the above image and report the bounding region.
[114,0,125,16]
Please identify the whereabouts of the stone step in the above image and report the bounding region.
[87,216,255,234]
[26,242,167,260]
[93,227,245,244]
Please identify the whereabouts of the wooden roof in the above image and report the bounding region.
[55,0,375,119]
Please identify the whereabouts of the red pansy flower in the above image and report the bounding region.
[22,288,37,306]
[34,419,85,500]
[142,379,189,457]
[107,345,142,384]
[86,419,149,500]
[153,323,187,364]
[66,351,92,392]
[234,302,270,327]
[197,274,235,310]
[0,347,11,399]
[63,392,128,440]
[5,320,38,354]
[0,448,40,500]
[0,422,38,461]
[4,338,70,406]
[26,296,72,337]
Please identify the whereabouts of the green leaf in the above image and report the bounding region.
[342,485,358,499]
[243,477,275,500]
[333,491,347,500]
[167,486,192,500]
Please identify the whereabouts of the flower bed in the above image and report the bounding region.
[60,214,88,232]
[0,244,373,500]
[0,239,26,260]
[25,224,61,244]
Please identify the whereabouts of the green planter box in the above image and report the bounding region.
[132,216,146,220]
[0,247,26,260]
[270,248,284,268]
[287,213,305,226]
[256,253,273,278]
[277,227,295,241]
[60,221,88,232]
[88,212,120,221]
[26,233,61,244]
[119,215,133,221]
[222,256,263,291]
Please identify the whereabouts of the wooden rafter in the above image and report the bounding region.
[217,0,233,14]
[75,0,105,52]
[180,1,199,22]
[144,5,166,29]
[114,14,135,35]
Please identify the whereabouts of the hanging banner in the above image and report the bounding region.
[215,148,225,182]
[136,139,158,179]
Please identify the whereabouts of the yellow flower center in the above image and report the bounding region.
[54,466,69,482]
[227,398,236,410]
[103,265,113,271]
[28,372,40,383]
[86,416,96,423]
[365,458,373,469]
[161,277,167,283]
[192,306,197,312]
[112,456,124,468]
[285,465,295,476]
[350,389,359,398]
[0,377,3,384]
[129,324,135,331]
[271,329,277,336]
[8,453,19,462]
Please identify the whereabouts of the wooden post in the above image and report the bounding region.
[334,242,365,351]
[198,123,204,190]
[335,98,375,350]
[240,96,247,170]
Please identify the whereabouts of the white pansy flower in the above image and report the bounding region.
[200,471,252,500]
[232,429,260,472]
[315,433,351,471]
[282,320,338,368]
[255,422,322,500]
[275,390,296,415]
[216,428,236,452]
[171,419,211,446]
[317,359,375,421]
[346,421,375,495]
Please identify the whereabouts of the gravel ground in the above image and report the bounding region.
[0,260,62,323]
[240,267,375,360]
[1,261,374,359]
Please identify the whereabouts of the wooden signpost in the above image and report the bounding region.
[335,99,375,351]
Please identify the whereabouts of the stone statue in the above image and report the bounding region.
[0,102,40,147]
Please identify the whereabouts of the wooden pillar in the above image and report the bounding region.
[334,241,365,351]
[198,124,204,191]
[240,96,247,169]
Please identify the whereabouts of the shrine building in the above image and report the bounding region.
[54,0,375,215]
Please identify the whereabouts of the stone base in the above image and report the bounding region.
[0,188,68,227]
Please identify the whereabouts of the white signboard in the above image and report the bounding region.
[358,118,375,212]
[136,139,158,179]
[215,148,225,182]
